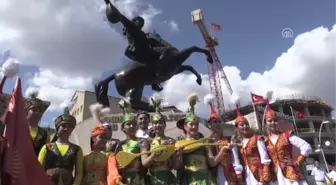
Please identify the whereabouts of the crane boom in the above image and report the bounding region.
[191,9,234,117]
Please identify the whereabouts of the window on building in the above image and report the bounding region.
[80,105,83,112]
[313,121,327,132]
[77,108,79,115]
[282,105,291,116]
[304,137,315,149]
[296,122,311,133]
[324,109,332,118]
[308,106,322,116]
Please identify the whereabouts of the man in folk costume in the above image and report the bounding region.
[38,107,84,185]
[204,93,243,185]
[24,91,50,156]
[89,103,120,155]
[263,101,312,185]
[231,94,272,185]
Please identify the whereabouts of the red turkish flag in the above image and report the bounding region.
[250,93,266,104]
[293,110,307,119]
[2,77,53,185]
[211,23,221,31]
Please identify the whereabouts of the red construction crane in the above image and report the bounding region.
[191,9,233,118]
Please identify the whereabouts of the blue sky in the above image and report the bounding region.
[1,0,335,127]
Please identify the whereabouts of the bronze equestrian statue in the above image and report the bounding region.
[95,0,214,110]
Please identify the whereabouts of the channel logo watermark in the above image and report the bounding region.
[282,28,294,39]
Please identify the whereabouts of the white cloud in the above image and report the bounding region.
[25,69,93,112]
[164,20,179,32]
[161,25,336,116]
[0,0,161,111]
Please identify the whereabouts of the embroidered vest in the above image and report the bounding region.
[149,136,175,169]
[33,127,48,156]
[212,138,237,185]
[119,139,147,178]
[241,135,265,182]
[45,143,80,185]
[265,131,305,181]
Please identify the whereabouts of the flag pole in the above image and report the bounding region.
[289,106,299,134]
[251,103,260,129]
[261,105,267,130]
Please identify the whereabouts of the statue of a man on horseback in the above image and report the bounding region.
[95,0,213,110]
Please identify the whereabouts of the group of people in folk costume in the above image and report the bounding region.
[0,67,316,185]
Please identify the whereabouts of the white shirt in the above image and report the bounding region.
[311,167,326,181]
[136,129,150,139]
[327,170,336,182]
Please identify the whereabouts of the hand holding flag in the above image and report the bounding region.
[2,77,53,185]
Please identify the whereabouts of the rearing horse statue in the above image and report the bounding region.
[95,0,213,110]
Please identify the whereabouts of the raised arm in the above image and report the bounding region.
[289,135,312,166]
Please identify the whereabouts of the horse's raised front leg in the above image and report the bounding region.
[176,65,202,85]
[174,46,213,65]
[94,73,116,108]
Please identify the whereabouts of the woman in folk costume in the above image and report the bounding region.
[175,93,218,185]
[263,101,312,185]
[89,103,120,156]
[231,93,272,185]
[140,93,177,185]
[81,125,108,185]
[24,91,50,156]
[38,107,84,185]
[204,93,244,185]
[115,99,146,185]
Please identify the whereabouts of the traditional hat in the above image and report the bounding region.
[149,93,165,122]
[118,98,134,124]
[204,93,220,121]
[51,106,77,142]
[91,125,105,137]
[231,92,247,125]
[24,91,45,113]
[55,107,77,129]
[265,101,276,119]
[176,93,199,129]
[89,103,111,126]
[263,90,276,119]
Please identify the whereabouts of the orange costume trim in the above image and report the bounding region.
[107,155,122,185]
[265,131,305,181]
[91,126,105,137]
[241,135,272,183]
